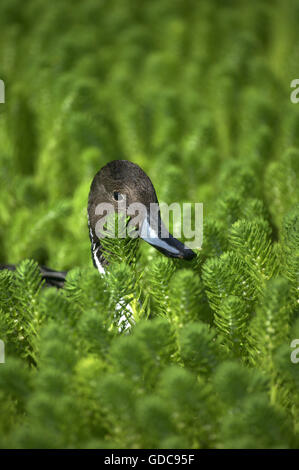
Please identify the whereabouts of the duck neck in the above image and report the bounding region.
[88,220,108,275]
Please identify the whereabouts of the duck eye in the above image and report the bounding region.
[113,191,124,201]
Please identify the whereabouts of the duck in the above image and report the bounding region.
[88,160,196,275]
[1,160,196,286]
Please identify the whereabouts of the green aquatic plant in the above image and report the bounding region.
[0,0,298,450]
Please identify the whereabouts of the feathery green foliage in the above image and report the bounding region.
[0,0,298,449]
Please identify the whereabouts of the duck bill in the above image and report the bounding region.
[139,214,196,260]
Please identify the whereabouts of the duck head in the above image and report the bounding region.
[88,160,196,269]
